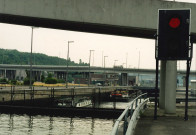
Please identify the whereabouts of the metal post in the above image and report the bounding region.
[52,88,54,98]
[32,87,34,105]
[88,50,94,87]
[137,51,140,86]
[93,88,96,108]
[66,41,74,88]
[10,86,13,104]
[30,27,34,89]
[24,90,26,104]
[130,103,134,117]
[154,59,159,120]
[71,88,75,107]
[184,60,191,121]
[104,56,108,86]
[113,60,118,86]
[98,88,101,108]
[123,111,128,135]
[126,53,128,68]
[113,91,116,110]
[135,99,138,108]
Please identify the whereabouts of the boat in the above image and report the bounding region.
[55,97,92,107]
[110,89,130,98]
[75,97,92,107]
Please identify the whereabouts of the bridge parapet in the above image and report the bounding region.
[110,93,149,135]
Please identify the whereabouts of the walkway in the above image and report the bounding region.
[134,103,196,135]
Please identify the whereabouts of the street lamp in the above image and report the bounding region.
[126,53,128,68]
[122,63,126,68]
[88,50,94,87]
[66,41,74,88]
[113,60,118,86]
[104,56,108,86]
[137,51,140,86]
[114,60,118,67]
[30,26,38,89]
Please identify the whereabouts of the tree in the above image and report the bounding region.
[45,73,57,84]
[41,75,45,82]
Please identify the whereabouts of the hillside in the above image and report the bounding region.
[0,49,88,66]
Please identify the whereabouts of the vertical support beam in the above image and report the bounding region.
[4,69,6,79]
[185,60,191,121]
[160,60,166,109]
[98,88,101,108]
[24,90,26,104]
[154,59,159,120]
[121,73,128,86]
[165,61,177,114]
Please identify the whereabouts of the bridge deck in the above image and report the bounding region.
[134,104,196,135]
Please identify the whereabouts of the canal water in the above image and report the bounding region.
[0,113,115,135]
[0,102,129,135]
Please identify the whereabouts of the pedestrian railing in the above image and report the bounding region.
[110,93,149,135]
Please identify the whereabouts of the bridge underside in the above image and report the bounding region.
[0,13,156,39]
[0,0,196,42]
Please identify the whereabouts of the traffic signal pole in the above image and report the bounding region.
[154,34,158,120]
[184,59,191,121]
[154,59,159,120]
[184,37,193,121]
[157,9,192,120]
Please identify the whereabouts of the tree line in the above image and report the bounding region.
[0,49,88,66]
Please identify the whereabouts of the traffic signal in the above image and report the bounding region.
[157,9,191,60]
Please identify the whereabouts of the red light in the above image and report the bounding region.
[169,18,180,28]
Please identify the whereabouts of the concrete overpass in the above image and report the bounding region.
[0,0,196,41]
[0,64,195,75]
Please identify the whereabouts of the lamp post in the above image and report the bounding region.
[66,41,74,88]
[104,56,108,86]
[88,50,94,87]
[126,53,128,68]
[137,51,140,86]
[122,63,126,68]
[113,60,118,86]
[29,27,38,89]
[114,60,118,67]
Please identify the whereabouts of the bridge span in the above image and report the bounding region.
[0,64,195,75]
[0,0,196,41]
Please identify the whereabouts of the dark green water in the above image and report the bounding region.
[0,113,115,135]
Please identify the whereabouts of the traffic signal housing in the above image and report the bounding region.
[157,9,191,60]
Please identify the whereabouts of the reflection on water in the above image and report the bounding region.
[0,113,115,135]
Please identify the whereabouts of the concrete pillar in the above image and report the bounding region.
[165,61,177,114]
[4,69,6,78]
[160,60,166,109]
[121,73,128,86]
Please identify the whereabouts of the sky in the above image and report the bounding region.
[0,0,196,70]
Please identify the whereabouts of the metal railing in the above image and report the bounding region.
[110,93,149,135]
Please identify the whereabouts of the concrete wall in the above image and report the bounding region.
[0,0,196,39]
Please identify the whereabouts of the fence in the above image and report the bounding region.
[110,93,149,135]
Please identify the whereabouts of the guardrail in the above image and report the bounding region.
[110,93,149,135]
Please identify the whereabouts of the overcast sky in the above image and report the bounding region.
[0,0,195,70]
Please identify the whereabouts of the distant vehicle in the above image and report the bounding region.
[110,89,129,98]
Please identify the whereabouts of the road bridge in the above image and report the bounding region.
[0,0,196,41]
[0,64,195,75]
